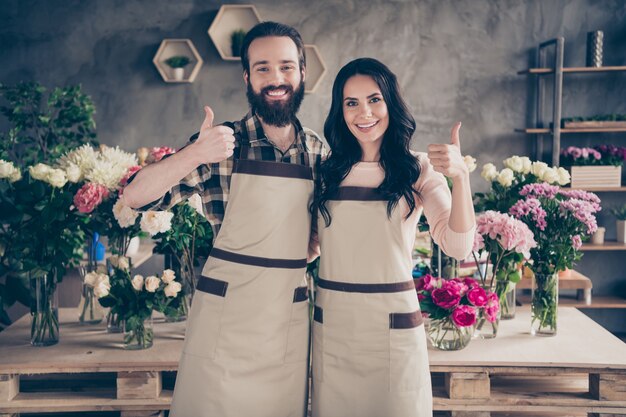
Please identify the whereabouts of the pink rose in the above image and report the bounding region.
[483,291,500,322]
[467,286,488,307]
[464,277,479,289]
[450,278,469,296]
[149,146,176,163]
[422,274,439,291]
[73,183,109,213]
[119,165,142,187]
[431,286,461,309]
[451,305,477,327]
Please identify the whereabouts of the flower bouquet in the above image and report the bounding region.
[509,184,600,335]
[416,275,499,350]
[475,156,570,214]
[473,211,536,324]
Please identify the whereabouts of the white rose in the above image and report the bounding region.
[117,256,130,270]
[481,163,499,182]
[531,161,548,178]
[503,156,524,173]
[541,167,559,184]
[94,281,110,298]
[164,281,182,297]
[0,160,20,182]
[144,275,161,292]
[29,163,52,181]
[187,193,204,216]
[46,168,68,188]
[497,168,515,187]
[557,167,571,186]
[140,211,174,236]
[463,155,477,173]
[162,269,176,284]
[131,274,144,291]
[65,163,82,183]
[520,157,532,174]
[107,255,119,269]
[113,199,139,228]
[9,169,22,183]
[97,273,110,289]
[84,271,100,287]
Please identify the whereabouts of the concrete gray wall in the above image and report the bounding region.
[2,0,626,332]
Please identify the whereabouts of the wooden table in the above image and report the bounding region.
[0,307,625,416]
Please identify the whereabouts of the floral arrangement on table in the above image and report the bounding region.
[560,145,626,167]
[94,259,183,349]
[474,155,570,214]
[472,211,536,325]
[509,183,600,336]
[416,275,499,350]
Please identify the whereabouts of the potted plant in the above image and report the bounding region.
[230,29,247,58]
[164,56,191,81]
[611,204,626,243]
[560,145,625,188]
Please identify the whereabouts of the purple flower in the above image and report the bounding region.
[572,235,582,250]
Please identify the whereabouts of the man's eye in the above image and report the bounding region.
[282,66,295,71]
[257,67,268,72]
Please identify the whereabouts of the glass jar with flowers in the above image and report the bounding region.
[416,274,497,350]
[509,184,600,336]
[472,211,536,327]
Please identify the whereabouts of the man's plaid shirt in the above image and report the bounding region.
[140,111,327,235]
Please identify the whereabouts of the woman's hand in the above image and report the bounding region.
[427,122,467,181]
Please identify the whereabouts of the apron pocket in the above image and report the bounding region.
[183,277,227,360]
[389,310,428,393]
[285,286,310,363]
[312,305,324,382]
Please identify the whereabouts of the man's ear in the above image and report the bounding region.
[301,66,306,83]
[243,70,249,85]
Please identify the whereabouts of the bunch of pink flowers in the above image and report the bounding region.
[561,145,626,166]
[416,275,499,327]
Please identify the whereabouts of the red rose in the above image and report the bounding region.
[467,286,488,307]
[431,287,461,309]
[451,305,477,327]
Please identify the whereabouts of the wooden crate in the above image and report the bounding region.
[568,165,622,189]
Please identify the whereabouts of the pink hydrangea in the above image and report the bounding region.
[451,305,477,327]
[150,146,176,163]
[475,210,537,258]
[74,183,109,213]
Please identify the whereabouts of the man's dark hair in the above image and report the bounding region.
[240,21,306,74]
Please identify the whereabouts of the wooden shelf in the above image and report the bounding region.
[152,39,203,83]
[207,5,262,61]
[304,45,327,94]
[562,186,626,192]
[581,240,626,251]
[516,127,626,134]
[517,269,591,290]
[518,65,626,75]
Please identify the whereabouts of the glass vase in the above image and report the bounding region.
[474,309,500,339]
[497,281,516,320]
[77,266,105,325]
[164,294,190,323]
[430,241,459,278]
[123,315,154,350]
[106,310,124,333]
[427,317,473,350]
[531,272,559,336]
[30,273,59,347]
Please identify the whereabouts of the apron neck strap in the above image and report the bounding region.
[224,121,250,161]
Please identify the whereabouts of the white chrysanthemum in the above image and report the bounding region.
[481,163,498,182]
[463,155,477,173]
[59,144,98,180]
[140,211,174,236]
[46,168,68,188]
[557,167,571,186]
[29,163,52,181]
[0,160,21,182]
[497,168,515,187]
[164,281,182,297]
[85,159,127,190]
[144,275,161,292]
[187,193,204,216]
[101,146,138,171]
[65,163,82,183]
[162,269,176,284]
[113,199,139,228]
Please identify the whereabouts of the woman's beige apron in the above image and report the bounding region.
[312,186,432,417]
[170,136,313,417]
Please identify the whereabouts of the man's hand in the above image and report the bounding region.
[193,106,236,164]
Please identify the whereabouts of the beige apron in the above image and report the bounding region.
[312,186,432,417]
[170,136,313,417]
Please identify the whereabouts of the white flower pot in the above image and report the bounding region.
[125,236,141,257]
[172,67,185,81]
[617,220,626,244]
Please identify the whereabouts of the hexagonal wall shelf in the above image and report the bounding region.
[208,5,262,61]
[304,45,326,94]
[153,39,203,83]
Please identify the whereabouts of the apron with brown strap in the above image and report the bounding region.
[312,186,432,417]
[170,129,313,417]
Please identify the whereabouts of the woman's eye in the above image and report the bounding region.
[370,97,381,103]
[345,101,358,107]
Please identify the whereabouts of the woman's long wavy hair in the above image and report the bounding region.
[313,58,421,226]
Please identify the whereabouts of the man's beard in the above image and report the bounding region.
[246,80,305,127]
